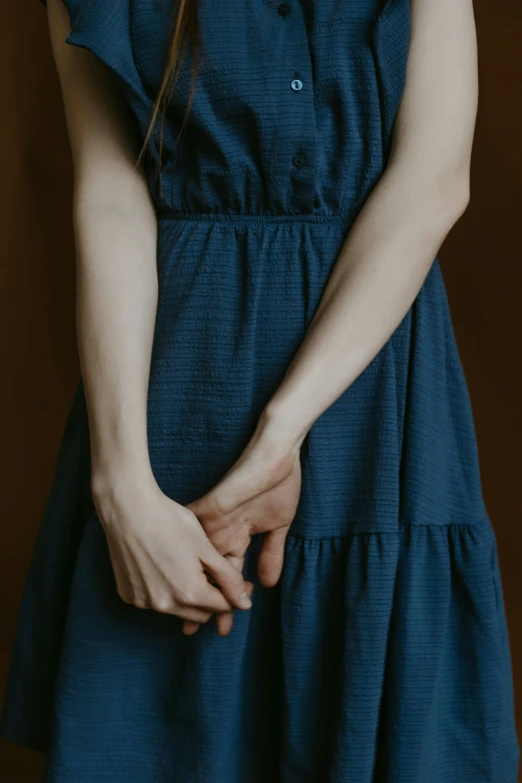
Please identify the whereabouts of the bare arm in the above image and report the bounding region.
[47,0,158,494]
[183,0,479,627]
[47,0,251,627]
[260,0,478,448]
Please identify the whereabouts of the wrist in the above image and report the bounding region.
[90,454,158,514]
[254,398,311,457]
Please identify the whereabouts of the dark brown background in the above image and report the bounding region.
[1,0,521,779]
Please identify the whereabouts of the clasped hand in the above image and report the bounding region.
[183,432,303,636]
[96,423,302,636]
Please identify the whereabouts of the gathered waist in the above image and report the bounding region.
[155,208,354,228]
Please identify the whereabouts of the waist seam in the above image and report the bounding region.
[156,210,350,225]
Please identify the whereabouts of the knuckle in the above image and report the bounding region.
[151,594,175,614]
[176,589,196,607]
[200,491,230,519]
[211,494,229,517]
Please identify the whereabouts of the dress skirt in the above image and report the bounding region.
[1,0,519,779]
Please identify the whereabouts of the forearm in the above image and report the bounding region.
[74,190,159,499]
[254,0,477,454]
[259,164,468,450]
[45,0,162,502]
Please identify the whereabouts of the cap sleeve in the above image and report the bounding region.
[371,0,410,156]
[37,0,149,120]
[41,0,179,205]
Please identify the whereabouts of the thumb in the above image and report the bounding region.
[182,554,249,637]
[202,548,252,610]
[258,526,289,588]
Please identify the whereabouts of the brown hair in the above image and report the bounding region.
[136,0,201,172]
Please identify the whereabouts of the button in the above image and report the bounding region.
[277,2,291,15]
[291,79,303,91]
[293,153,305,167]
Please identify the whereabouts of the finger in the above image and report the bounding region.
[215,611,233,637]
[193,582,237,614]
[215,553,247,636]
[181,575,232,636]
[182,619,203,635]
[150,593,215,623]
[182,579,253,636]
[216,579,254,637]
[182,554,251,636]
[225,553,245,575]
[185,553,252,638]
[201,548,252,610]
[176,606,213,624]
[258,526,289,587]
[183,587,232,636]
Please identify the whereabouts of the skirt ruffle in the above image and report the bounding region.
[2,500,518,782]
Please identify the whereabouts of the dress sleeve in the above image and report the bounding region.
[40,0,154,135]
[371,0,410,155]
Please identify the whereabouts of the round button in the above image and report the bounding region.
[277,2,291,15]
[293,153,305,167]
[291,79,303,91]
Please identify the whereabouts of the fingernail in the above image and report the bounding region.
[240,592,252,609]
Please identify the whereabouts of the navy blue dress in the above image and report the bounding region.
[2,1,519,781]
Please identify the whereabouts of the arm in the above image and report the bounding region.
[261,0,478,448]
[47,0,158,496]
[183,0,478,633]
[47,0,251,627]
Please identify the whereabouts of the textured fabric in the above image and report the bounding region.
[2,1,519,781]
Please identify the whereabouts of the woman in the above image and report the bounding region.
[1,0,519,780]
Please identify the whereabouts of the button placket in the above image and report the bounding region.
[272,1,317,214]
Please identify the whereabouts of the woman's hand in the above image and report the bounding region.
[93,477,253,631]
[183,421,303,636]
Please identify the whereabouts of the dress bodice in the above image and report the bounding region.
[62,0,410,216]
